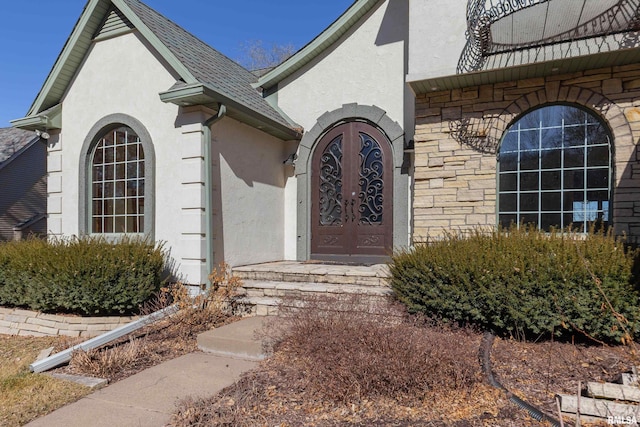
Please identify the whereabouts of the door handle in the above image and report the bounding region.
[350,199,356,223]
[344,199,349,223]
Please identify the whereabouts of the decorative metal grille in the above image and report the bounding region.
[91,127,145,233]
[458,0,640,73]
[319,136,343,226]
[358,132,384,225]
[498,105,611,232]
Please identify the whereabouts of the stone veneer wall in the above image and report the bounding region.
[0,307,137,338]
[413,64,640,242]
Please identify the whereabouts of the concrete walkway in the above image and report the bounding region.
[26,316,268,427]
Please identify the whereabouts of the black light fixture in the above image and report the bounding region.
[404,139,415,153]
[283,152,297,166]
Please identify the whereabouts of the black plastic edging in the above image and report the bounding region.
[480,332,563,427]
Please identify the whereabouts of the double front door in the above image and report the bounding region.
[311,121,393,263]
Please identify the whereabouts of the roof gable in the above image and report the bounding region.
[15,0,299,140]
[93,6,134,40]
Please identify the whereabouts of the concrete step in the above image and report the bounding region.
[197,316,269,361]
[233,263,390,287]
[236,281,392,316]
[237,279,392,297]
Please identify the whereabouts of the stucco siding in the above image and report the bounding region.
[212,118,287,267]
[407,0,467,79]
[55,31,188,274]
[275,1,408,132]
[48,28,290,282]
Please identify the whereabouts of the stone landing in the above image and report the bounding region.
[231,261,392,315]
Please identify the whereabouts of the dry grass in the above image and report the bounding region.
[170,294,640,426]
[0,335,91,427]
[169,295,544,427]
[70,337,153,379]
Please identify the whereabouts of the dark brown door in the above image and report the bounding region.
[311,121,393,263]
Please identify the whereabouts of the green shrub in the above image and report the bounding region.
[0,237,167,316]
[390,225,640,343]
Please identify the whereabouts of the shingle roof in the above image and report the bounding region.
[122,0,293,129]
[0,128,37,165]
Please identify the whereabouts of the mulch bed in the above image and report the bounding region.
[170,350,541,427]
[169,329,639,426]
[492,336,637,423]
[46,310,639,426]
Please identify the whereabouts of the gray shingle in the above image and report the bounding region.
[0,128,37,165]
[122,0,294,130]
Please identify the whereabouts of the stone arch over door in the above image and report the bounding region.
[295,103,408,262]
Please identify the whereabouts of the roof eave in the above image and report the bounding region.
[11,104,63,131]
[27,0,107,117]
[255,0,381,90]
[26,0,198,119]
[409,46,640,95]
[160,84,302,141]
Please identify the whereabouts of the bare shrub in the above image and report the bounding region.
[68,264,242,381]
[71,338,151,378]
[169,295,486,426]
[142,263,243,341]
[264,294,481,404]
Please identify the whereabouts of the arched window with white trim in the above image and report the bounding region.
[80,114,155,238]
[498,104,612,231]
[91,126,145,234]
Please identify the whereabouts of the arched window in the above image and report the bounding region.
[90,126,145,234]
[498,105,612,232]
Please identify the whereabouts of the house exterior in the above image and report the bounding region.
[256,0,412,263]
[406,0,640,244]
[12,0,640,284]
[0,128,46,241]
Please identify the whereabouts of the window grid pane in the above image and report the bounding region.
[498,106,611,231]
[91,127,145,234]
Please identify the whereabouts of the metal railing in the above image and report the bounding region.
[458,0,640,73]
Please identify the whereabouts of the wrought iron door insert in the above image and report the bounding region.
[311,122,392,262]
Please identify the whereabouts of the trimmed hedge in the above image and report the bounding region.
[0,237,167,316]
[390,226,640,343]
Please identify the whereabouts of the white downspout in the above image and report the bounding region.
[30,305,178,373]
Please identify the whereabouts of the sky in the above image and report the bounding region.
[0,0,353,128]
